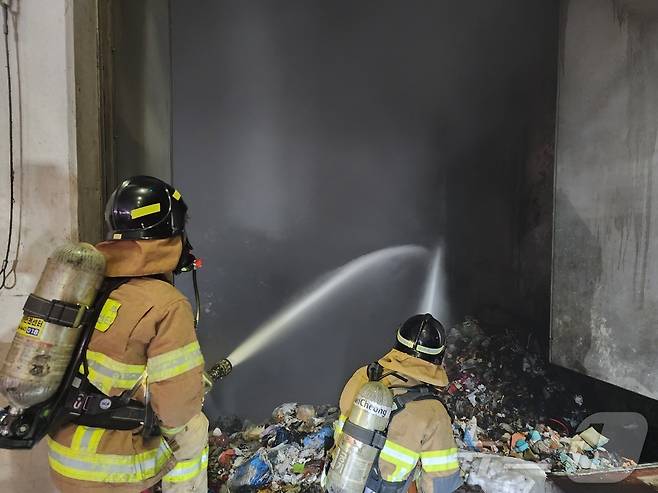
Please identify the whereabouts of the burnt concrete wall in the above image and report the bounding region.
[552,0,658,400]
[171,0,558,419]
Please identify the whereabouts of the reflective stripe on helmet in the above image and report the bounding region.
[420,448,459,473]
[130,203,162,219]
[82,350,146,395]
[379,439,420,482]
[396,330,445,356]
[105,176,188,240]
[162,445,209,484]
[147,341,205,383]
[47,437,172,483]
[71,426,105,454]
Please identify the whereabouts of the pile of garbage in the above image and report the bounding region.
[207,318,637,491]
[208,403,337,493]
[444,317,636,474]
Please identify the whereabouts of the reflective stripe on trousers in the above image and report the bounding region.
[47,436,172,483]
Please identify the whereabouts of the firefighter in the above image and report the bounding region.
[333,314,462,493]
[47,176,208,493]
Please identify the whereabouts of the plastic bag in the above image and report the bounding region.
[228,448,273,489]
[302,424,334,449]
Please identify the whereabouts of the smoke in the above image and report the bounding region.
[171,0,559,418]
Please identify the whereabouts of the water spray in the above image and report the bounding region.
[224,244,428,368]
[418,244,449,320]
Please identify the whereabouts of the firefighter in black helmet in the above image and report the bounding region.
[105,175,196,274]
[334,314,462,493]
[106,175,186,239]
[49,176,209,493]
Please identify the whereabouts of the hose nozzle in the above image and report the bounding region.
[208,358,233,382]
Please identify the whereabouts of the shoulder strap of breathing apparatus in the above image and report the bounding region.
[341,362,446,452]
[0,277,157,449]
[54,276,161,437]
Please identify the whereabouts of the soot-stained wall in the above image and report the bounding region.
[171,1,558,420]
[552,0,658,400]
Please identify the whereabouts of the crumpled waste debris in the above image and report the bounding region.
[302,425,334,449]
[445,317,635,474]
[208,403,338,492]
[209,318,638,491]
[459,452,547,493]
[228,449,273,490]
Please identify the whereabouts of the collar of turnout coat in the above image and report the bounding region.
[95,237,183,277]
[378,349,449,388]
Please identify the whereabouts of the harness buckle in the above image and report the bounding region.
[22,294,90,328]
[371,431,387,450]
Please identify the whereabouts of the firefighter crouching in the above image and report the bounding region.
[48,176,209,493]
[327,314,462,493]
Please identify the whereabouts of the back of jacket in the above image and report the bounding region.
[47,239,205,493]
[336,350,462,493]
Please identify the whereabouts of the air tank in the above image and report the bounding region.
[325,381,394,493]
[0,243,106,412]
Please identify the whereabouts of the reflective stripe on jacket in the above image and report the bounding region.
[163,445,209,484]
[336,350,462,493]
[49,276,206,493]
[162,412,210,492]
[47,434,173,483]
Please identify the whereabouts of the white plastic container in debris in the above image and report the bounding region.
[460,452,547,493]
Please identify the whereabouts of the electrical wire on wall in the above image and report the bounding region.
[0,2,16,289]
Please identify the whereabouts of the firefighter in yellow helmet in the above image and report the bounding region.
[48,176,208,493]
[333,314,462,493]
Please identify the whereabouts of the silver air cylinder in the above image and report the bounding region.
[326,381,394,493]
[0,243,106,411]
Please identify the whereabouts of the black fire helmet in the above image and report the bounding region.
[394,313,447,365]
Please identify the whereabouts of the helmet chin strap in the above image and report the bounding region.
[192,268,200,329]
[174,234,196,274]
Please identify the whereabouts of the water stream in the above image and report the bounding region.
[226,244,428,367]
[418,244,449,321]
